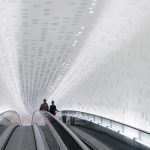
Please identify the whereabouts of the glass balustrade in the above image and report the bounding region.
[0,110,21,126]
[57,110,150,148]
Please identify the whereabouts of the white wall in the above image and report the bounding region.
[0,0,150,129]
[52,0,150,132]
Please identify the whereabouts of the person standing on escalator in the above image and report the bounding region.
[39,99,49,111]
[49,101,58,116]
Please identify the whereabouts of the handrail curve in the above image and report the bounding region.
[42,111,90,150]
[0,110,21,124]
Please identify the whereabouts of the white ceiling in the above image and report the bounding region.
[0,0,95,110]
[0,0,150,130]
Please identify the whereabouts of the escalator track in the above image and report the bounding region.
[4,126,36,150]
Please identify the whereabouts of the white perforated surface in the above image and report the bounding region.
[0,0,150,130]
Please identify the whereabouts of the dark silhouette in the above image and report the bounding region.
[49,101,58,115]
[39,99,49,111]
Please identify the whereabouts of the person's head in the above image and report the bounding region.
[43,99,46,103]
[52,100,54,105]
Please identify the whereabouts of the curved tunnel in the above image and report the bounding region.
[0,0,150,134]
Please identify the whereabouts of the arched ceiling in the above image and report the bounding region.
[0,0,150,130]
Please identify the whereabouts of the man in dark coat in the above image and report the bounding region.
[49,101,58,115]
[39,99,49,111]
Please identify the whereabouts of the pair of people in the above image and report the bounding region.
[39,99,58,115]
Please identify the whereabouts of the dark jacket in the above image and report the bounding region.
[50,104,57,115]
[40,103,49,111]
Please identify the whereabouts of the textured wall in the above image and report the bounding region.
[51,0,150,132]
[0,0,150,129]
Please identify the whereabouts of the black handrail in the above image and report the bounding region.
[42,111,90,150]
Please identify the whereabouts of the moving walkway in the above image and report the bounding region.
[0,110,89,150]
[59,110,150,150]
[0,110,150,150]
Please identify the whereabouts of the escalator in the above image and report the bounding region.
[0,110,89,150]
[1,110,148,150]
[0,126,7,136]
[60,111,150,150]
[4,126,36,150]
[40,125,62,150]
[68,125,139,150]
[42,111,89,150]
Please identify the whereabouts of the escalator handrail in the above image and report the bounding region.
[42,111,90,150]
[0,110,21,124]
[60,110,150,135]
[32,123,49,150]
[32,110,68,150]
[0,123,19,150]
